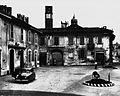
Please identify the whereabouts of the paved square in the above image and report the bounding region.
[0,66,120,96]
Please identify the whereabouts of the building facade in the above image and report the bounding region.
[39,6,115,66]
[0,5,42,76]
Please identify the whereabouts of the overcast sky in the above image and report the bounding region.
[0,0,120,43]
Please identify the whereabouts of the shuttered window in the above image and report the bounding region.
[54,37,59,45]
[80,37,84,45]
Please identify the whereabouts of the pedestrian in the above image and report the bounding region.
[95,62,97,69]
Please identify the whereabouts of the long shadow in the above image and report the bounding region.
[0,90,85,96]
[7,77,36,84]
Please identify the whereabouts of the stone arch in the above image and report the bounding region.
[51,49,64,66]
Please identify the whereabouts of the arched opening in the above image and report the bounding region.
[51,49,63,66]
[28,49,32,63]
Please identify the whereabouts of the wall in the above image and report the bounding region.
[0,18,10,75]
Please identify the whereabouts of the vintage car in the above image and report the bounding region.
[12,67,36,82]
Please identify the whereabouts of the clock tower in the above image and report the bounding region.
[45,6,53,29]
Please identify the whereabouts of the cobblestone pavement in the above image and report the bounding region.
[0,65,120,96]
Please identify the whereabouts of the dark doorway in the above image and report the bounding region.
[20,50,24,68]
[78,48,85,59]
[96,52,105,65]
[39,52,47,66]
[10,49,14,74]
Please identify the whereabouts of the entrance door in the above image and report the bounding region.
[39,52,47,66]
[10,49,14,74]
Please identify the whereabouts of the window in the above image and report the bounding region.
[80,37,84,45]
[40,37,45,46]
[10,24,14,39]
[21,28,23,41]
[89,37,93,44]
[28,30,31,42]
[54,37,59,45]
[68,36,73,45]
[34,33,38,44]
[46,14,52,19]
[98,37,102,44]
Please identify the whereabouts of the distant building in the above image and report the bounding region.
[0,5,42,75]
[113,42,120,62]
[39,6,115,66]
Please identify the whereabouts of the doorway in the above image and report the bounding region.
[39,52,47,66]
[10,49,14,74]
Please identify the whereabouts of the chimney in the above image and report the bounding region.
[61,21,68,28]
[0,5,12,15]
[26,17,29,23]
[7,7,12,15]
[24,17,29,23]
[17,14,21,19]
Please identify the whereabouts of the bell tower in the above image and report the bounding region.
[45,6,53,29]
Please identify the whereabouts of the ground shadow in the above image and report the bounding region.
[0,90,84,96]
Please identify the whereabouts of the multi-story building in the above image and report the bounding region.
[39,6,115,66]
[0,5,42,76]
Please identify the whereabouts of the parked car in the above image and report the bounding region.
[12,67,36,82]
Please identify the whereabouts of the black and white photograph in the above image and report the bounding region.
[0,0,120,95]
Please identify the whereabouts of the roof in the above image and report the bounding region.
[0,10,42,34]
[39,25,114,36]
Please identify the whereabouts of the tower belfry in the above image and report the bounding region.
[45,6,53,29]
